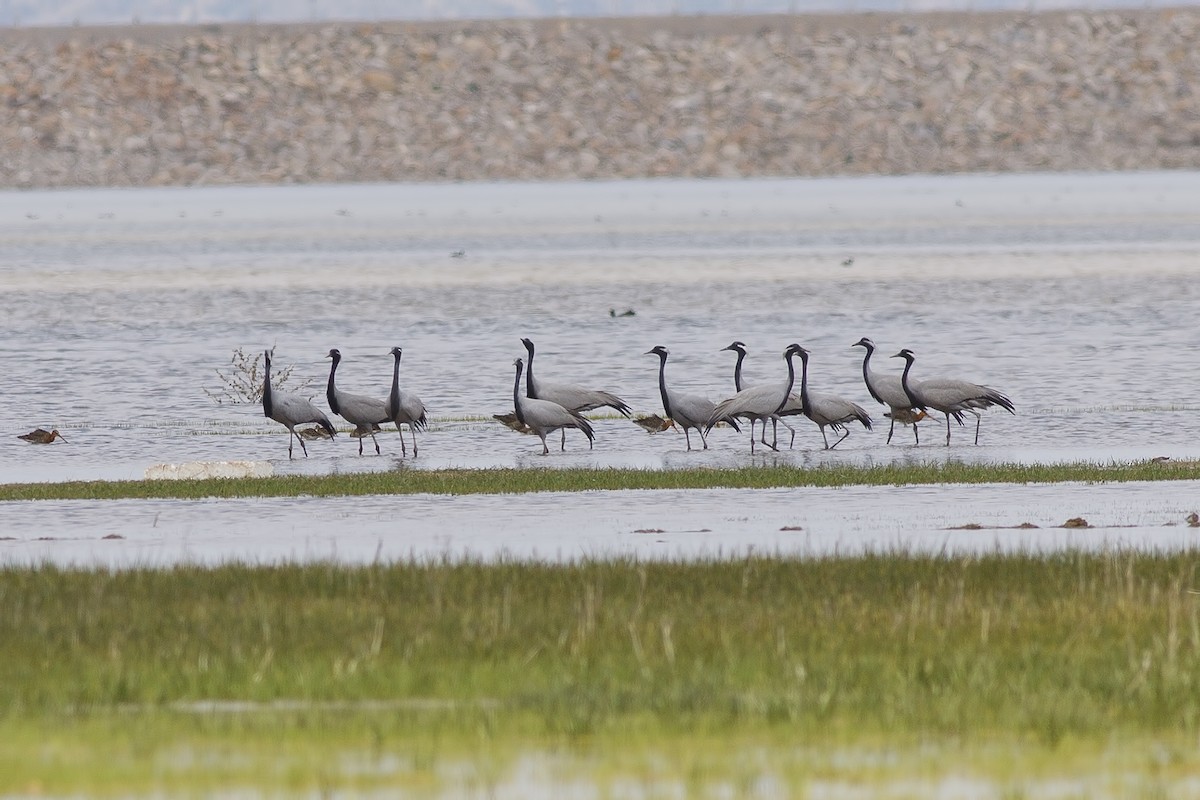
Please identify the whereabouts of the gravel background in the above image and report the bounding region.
[2,9,1199,187]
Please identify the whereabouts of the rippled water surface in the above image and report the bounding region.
[2,172,1199,563]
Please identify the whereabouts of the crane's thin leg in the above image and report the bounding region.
[411,427,419,457]
[886,416,896,444]
[771,418,779,450]
[749,427,756,454]
[296,432,309,458]
[830,429,850,450]
[776,418,796,449]
[370,431,381,455]
[699,426,709,450]
[357,435,364,456]
[913,423,920,446]
[396,426,408,457]
[684,428,693,451]
[973,414,982,445]
[560,428,567,451]
[945,413,952,446]
[820,427,830,450]
[539,432,549,455]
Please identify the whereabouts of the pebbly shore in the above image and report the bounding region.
[1,10,1199,188]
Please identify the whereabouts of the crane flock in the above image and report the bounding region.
[261,339,1015,459]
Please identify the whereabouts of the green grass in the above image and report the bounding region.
[3,459,1198,502]
[3,554,1200,795]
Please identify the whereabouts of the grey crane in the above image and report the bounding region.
[891,348,1016,446]
[721,341,799,449]
[706,343,803,453]
[326,348,390,455]
[792,346,873,450]
[852,337,924,444]
[521,337,629,449]
[646,345,740,451]
[262,349,336,459]
[386,346,428,458]
[512,357,595,455]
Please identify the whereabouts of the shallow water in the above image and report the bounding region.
[2,172,1199,563]
[3,480,1198,568]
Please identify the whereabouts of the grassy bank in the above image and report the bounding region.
[3,459,1198,502]
[3,554,1200,795]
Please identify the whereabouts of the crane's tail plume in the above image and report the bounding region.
[572,412,596,443]
[984,389,1016,415]
[598,393,632,417]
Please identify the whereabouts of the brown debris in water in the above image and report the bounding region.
[1062,517,1090,529]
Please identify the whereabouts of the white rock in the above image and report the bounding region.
[145,460,274,481]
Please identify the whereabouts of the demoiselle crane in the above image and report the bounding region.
[262,349,336,459]
[645,345,740,451]
[521,337,630,448]
[793,346,873,449]
[706,343,803,453]
[721,340,798,449]
[852,337,925,444]
[386,346,428,458]
[512,357,595,455]
[325,348,390,455]
[891,348,1015,445]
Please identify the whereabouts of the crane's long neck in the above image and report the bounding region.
[860,345,884,405]
[513,363,528,425]
[523,344,537,398]
[656,352,673,419]
[326,355,341,414]
[798,352,811,413]
[262,358,274,418]
[388,352,401,419]
[899,356,920,408]
[775,351,798,415]
[732,349,746,392]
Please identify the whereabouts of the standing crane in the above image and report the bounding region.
[521,337,629,450]
[386,346,428,458]
[852,337,925,444]
[646,345,739,451]
[793,346,873,449]
[326,348,390,455]
[892,348,1015,446]
[262,349,336,459]
[706,343,803,453]
[511,357,595,455]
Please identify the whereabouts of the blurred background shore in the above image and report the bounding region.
[2,7,1198,188]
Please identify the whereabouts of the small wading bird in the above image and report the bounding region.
[852,337,925,444]
[262,350,336,459]
[512,357,595,455]
[386,346,428,457]
[645,345,739,451]
[493,412,531,434]
[792,345,873,450]
[721,341,799,449]
[892,348,1015,446]
[632,413,675,434]
[18,428,67,444]
[326,348,390,455]
[520,337,630,449]
[706,343,803,453]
